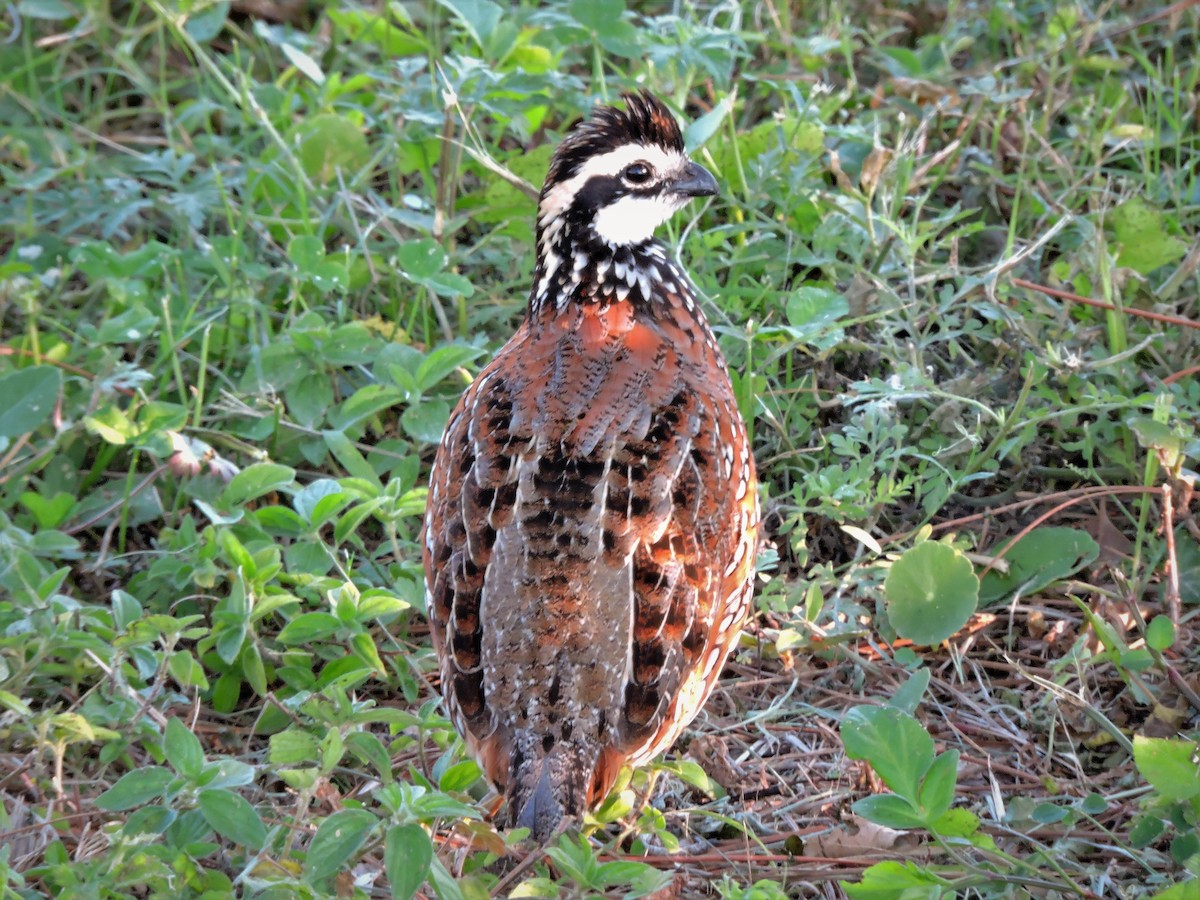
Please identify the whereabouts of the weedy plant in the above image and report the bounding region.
[0,0,1197,897]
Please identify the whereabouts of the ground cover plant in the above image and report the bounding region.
[1,0,1198,896]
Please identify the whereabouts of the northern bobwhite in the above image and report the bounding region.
[422,91,759,842]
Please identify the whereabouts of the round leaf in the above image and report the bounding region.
[885,542,979,645]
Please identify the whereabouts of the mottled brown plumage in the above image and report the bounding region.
[422,91,758,842]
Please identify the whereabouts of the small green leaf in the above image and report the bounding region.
[305,809,378,882]
[841,706,933,801]
[785,286,849,349]
[887,668,930,716]
[916,750,959,823]
[18,491,76,528]
[845,861,953,899]
[296,114,371,185]
[1133,736,1200,801]
[164,718,205,781]
[850,794,926,830]
[198,789,267,850]
[401,401,450,444]
[281,42,324,84]
[979,526,1100,604]
[96,767,175,810]
[278,612,344,644]
[1146,615,1175,652]
[222,463,296,507]
[1109,197,1188,274]
[385,823,433,900]
[884,542,979,645]
[0,367,60,438]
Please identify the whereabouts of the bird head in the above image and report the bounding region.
[536,91,718,251]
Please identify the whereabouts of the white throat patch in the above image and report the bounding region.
[591,193,685,246]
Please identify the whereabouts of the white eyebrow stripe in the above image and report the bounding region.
[538,143,684,223]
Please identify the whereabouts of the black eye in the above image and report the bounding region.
[623,163,652,184]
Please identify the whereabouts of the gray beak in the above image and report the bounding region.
[672,160,719,198]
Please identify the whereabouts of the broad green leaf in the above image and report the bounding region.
[1133,736,1200,801]
[785,286,848,350]
[916,750,959,822]
[346,732,394,783]
[305,809,378,881]
[0,367,60,438]
[222,463,296,507]
[850,794,925,830]
[844,860,952,900]
[18,491,76,529]
[278,612,343,644]
[385,824,433,900]
[1146,615,1175,652]
[296,114,370,184]
[164,717,205,781]
[979,527,1099,604]
[96,766,175,810]
[401,401,450,444]
[841,706,932,800]
[198,789,266,850]
[884,542,979,645]
[1110,197,1188,274]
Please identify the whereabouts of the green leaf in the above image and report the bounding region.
[164,718,205,781]
[279,612,344,644]
[979,526,1099,604]
[887,668,930,716]
[385,823,433,900]
[1110,197,1188,274]
[1133,736,1200,801]
[916,750,959,822]
[884,542,979,645]
[296,114,371,185]
[434,0,502,48]
[396,239,474,298]
[841,706,932,800]
[414,344,482,393]
[401,401,450,444]
[683,94,733,152]
[1145,615,1175,652]
[222,463,296,507]
[281,42,325,84]
[850,794,926,830]
[844,860,952,899]
[0,366,61,438]
[785,287,849,350]
[18,491,76,529]
[198,789,267,850]
[305,809,378,882]
[346,732,394,783]
[95,766,175,810]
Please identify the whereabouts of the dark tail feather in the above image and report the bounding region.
[508,732,596,843]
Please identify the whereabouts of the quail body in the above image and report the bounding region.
[422,91,759,842]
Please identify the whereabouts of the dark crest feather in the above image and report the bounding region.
[543,90,684,189]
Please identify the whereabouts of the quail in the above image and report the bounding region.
[422,90,759,842]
